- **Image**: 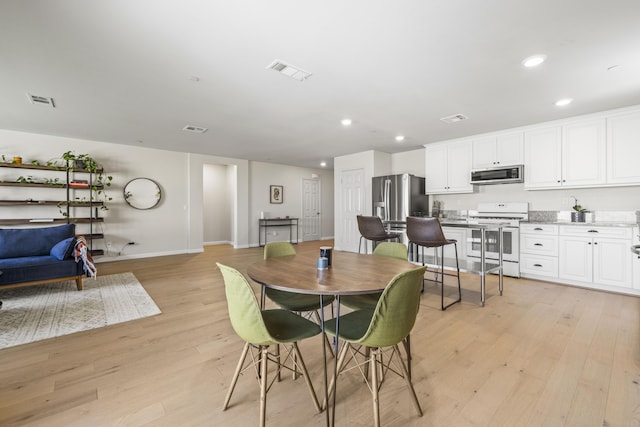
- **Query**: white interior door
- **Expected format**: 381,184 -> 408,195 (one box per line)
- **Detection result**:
301,178 -> 321,241
341,168 -> 365,252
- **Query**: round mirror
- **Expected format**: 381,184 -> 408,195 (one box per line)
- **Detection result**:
124,178 -> 162,210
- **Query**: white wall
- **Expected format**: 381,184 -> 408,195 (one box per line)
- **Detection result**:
1,128 -> 334,260
333,150 -> 393,251
0,129 -> 191,258
203,163 -> 232,244
249,161 -> 334,245
432,182 -> 640,213
391,148 -> 425,177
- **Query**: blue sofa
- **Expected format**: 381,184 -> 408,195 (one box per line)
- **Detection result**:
0,224 -> 86,291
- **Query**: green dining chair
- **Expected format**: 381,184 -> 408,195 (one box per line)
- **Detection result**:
340,242 -> 415,379
217,263 -> 322,427
263,242 -> 335,315
324,265 -> 427,427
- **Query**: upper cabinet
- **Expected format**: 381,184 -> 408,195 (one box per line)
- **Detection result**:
472,132 -> 523,169
607,110 -> 640,184
524,118 -> 606,190
425,140 -> 473,194
524,126 -> 562,188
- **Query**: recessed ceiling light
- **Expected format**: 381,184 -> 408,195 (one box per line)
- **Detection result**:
395,135 -> 405,142
320,161 -> 327,167
555,98 -> 573,107
522,54 -> 547,68
341,118 -> 352,126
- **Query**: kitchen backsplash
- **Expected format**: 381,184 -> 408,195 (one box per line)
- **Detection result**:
438,209 -> 639,224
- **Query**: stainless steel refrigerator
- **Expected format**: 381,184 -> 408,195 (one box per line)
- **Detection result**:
372,174 -> 428,222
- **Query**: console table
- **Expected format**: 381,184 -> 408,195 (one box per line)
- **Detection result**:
258,218 -> 299,246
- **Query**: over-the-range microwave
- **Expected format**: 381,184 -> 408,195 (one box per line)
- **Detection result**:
470,165 -> 524,185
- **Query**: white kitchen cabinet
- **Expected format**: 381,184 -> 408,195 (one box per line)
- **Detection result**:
558,225 -> 633,289
442,227 -> 467,259
425,140 -> 473,194
520,223 -> 559,278
421,227 -> 467,261
472,132 -> 523,169
524,119 -> 606,189
524,126 -> 562,189
561,118 -> 606,186
607,110 -> 640,184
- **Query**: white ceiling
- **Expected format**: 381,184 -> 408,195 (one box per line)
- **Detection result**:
1,0 -> 640,169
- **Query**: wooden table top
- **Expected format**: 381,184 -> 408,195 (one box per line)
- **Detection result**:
247,250 -> 419,296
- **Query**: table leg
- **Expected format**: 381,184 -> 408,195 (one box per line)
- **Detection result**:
480,228 -> 486,306
331,296 -> 341,426
499,226 -> 504,296
319,295 -> 331,427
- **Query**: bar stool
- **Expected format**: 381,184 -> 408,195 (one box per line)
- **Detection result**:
406,216 -> 461,310
356,215 -> 401,254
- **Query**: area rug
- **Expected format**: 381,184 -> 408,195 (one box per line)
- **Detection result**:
0,272 -> 161,349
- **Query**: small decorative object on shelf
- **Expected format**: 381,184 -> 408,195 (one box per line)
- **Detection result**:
12,156 -> 22,164
571,196 -> 587,222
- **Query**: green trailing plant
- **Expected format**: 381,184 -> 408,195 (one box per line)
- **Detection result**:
57,151 -> 113,211
16,175 -> 35,184
43,177 -> 64,187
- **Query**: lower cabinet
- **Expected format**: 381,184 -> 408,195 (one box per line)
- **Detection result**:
558,229 -> 633,289
520,224 -> 559,278
420,227 -> 467,260
521,223 -> 636,294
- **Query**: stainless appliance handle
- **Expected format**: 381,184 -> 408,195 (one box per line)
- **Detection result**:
384,179 -> 390,222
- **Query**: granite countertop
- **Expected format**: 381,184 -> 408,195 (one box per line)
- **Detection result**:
522,220 -> 638,228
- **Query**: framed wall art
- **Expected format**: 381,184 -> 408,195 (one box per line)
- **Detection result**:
270,185 -> 283,204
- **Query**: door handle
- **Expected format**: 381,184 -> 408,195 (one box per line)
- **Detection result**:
533,263 -> 543,267
588,230 -> 599,233
534,227 -> 543,231
534,243 -> 543,246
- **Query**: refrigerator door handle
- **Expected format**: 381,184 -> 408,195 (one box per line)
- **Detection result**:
384,179 -> 390,222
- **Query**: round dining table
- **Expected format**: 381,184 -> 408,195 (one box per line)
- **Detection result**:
248,250 -> 419,427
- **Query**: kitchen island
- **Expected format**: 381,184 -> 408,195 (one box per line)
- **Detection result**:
386,218 -> 509,306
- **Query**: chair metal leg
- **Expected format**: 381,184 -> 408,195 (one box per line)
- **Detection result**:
441,243 -> 462,311
223,342 -> 251,410
358,236 -> 364,253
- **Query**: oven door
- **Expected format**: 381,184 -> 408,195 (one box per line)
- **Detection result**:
467,227 -> 519,262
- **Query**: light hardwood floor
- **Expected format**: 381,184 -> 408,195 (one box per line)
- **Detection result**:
1,241 -> 639,426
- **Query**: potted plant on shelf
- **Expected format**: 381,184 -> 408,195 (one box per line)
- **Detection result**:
55,151 -> 113,211
571,196 -> 587,222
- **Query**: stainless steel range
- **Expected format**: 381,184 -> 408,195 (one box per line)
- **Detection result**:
466,202 -> 528,278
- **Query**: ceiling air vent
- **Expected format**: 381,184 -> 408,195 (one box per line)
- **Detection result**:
266,59 -> 312,82
440,113 -> 468,124
27,93 -> 56,108
182,125 -> 208,133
